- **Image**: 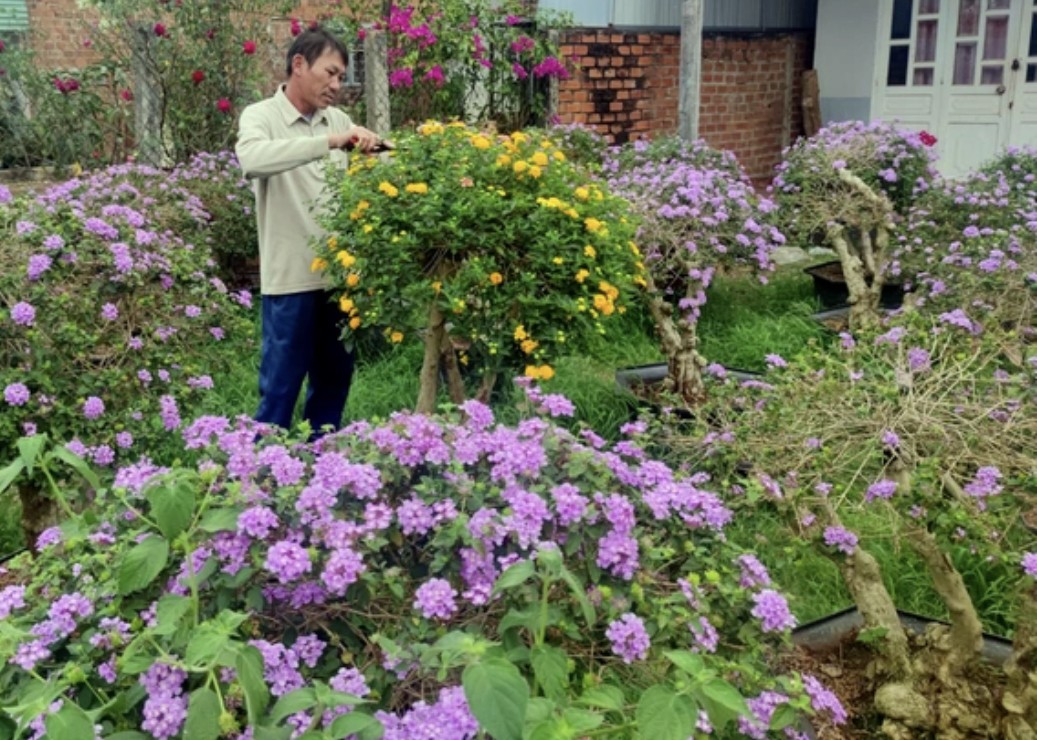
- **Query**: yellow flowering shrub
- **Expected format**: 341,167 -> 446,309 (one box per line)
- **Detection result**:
318,121 -> 645,408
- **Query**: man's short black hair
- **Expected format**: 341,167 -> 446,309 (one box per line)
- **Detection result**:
285,28 -> 349,78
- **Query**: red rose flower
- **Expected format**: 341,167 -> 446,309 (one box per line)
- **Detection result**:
242,40 -> 256,55
120,89 -> 133,102
0,39 -> 5,53
191,70 -> 205,85
919,130 -> 937,147
290,18 -> 302,36
217,98 -> 232,113
153,23 -> 167,37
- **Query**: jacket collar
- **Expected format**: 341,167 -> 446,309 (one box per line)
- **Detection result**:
275,85 -> 329,126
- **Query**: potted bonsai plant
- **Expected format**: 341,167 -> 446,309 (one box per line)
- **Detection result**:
604,137 -> 783,408
772,121 -> 938,331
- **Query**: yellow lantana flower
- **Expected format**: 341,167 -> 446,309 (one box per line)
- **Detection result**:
311,257 -> 328,273
575,269 -> 590,283
528,165 -> 542,179
419,121 -> 445,136
599,280 -> 619,300
524,364 -> 555,381
339,296 -> 355,313
585,217 -> 604,234
336,251 -> 356,268
405,182 -> 429,194
378,181 -> 399,198
327,235 -> 338,250
489,272 -> 504,285
514,324 -> 528,341
346,273 -> 360,287
553,150 -> 566,162
513,160 -> 529,174
497,154 -> 512,167
349,316 -> 362,329
593,294 -> 615,316
520,339 -> 538,354
470,134 -> 492,150
390,330 -> 404,343
574,186 -> 590,201
584,245 -> 596,259
531,151 -> 549,167
552,257 -> 564,265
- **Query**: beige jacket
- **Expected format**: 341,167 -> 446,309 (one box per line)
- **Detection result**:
236,86 -> 353,295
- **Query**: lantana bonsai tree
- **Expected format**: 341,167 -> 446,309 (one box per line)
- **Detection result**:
772,121 -> 939,330
604,137 -> 784,406
687,227 -> 1037,736
316,121 -> 645,413
0,385 -> 846,737
0,162 -> 253,544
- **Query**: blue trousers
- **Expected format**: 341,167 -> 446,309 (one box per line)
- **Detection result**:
256,290 -> 355,434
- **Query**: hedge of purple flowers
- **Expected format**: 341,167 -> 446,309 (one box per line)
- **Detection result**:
0,382 -> 845,738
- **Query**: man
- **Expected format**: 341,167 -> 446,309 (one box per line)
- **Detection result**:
236,28 -> 381,433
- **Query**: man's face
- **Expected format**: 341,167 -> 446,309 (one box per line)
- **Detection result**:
291,47 -> 347,114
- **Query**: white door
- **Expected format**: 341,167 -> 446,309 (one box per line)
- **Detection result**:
1008,0 -> 1037,146
874,0 -> 1028,177
940,0 -> 1016,174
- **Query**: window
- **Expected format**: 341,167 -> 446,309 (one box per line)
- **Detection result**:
0,0 -> 29,33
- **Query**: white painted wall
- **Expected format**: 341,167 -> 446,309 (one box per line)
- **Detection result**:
814,0 -> 880,124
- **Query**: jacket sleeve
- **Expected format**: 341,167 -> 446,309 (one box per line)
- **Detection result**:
235,105 -> 332,179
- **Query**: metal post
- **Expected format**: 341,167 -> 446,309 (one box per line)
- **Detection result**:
678,0 -> 703,142
132,24 -> 164,166
363,27 -> 391,136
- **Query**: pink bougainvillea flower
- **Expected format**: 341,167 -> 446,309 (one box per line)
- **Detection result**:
216,98 -> 232,113
388,68 -> 414,88
919,130 -> 937,147
290,18 -> 302,36
242,40 -> 257,55
191,69 -> 205,85
424,65 -> 445,87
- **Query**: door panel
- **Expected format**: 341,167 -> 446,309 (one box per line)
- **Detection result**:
1007,0 -> 1037,151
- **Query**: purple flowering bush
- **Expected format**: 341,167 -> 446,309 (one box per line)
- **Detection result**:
0,385 -> 844,737
684,306 -> 1037,736
345,0 -> 572,129
772,121 -> 939,330
0,162 -> 254,542
604,137 -> 784,405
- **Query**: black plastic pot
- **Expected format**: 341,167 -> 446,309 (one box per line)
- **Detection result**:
803,260 -> 906,310
792,606 -> 1013,665
614,363 -> 762,394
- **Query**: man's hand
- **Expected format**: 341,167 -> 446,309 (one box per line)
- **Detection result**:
330,126 -> 382,153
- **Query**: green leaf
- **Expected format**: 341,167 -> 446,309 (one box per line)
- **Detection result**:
328,711 -> 382,738
499,605 -> 539,636
183,688 -> 221,740
49,445 -> 102,491
577,685 -> 625,712
462,658 -> 529,740
236,644 -> 270,726
526,719 -> 572,740
562,708 -> 604,733
769,703 -> 800,731
530,644 -> 568,702
153,594 -> 192,636
198,506 -> 242,533
43,705 -> 95,740
16,435 -> 47,474
146,475 -> 196,540
103,733 -> 149,740
535,545 -> 563,577
270,688 -> 318,724
492,560 -> 535,595
0,459 -> 24,496
697,678 -> 749,730
558,566 -> 595,627
663,650 -> 706,678
185,628 -> 229,668
634,685 -> 697,740
117,536 -> 170,595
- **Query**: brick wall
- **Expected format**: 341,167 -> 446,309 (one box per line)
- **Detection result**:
556,30 -> 814,183
24,0 -> 100,71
